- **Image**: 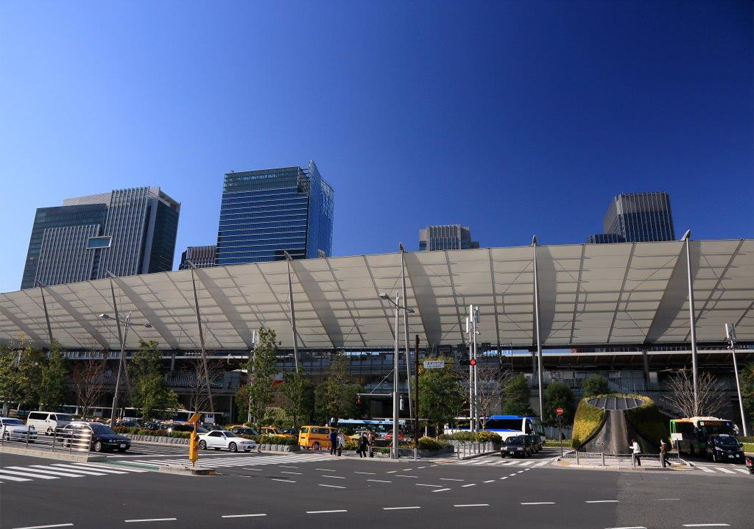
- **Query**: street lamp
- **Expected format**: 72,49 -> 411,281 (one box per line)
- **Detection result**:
380,292 -> 414,459
99,312 -> 152,425
726,323 -> 748,437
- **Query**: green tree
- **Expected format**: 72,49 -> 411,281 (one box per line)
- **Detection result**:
38,343 -> 69,410
543,381 -> 575,426
17,344 -> 48,408
741,363 -> 754,423
418,358 -> 465,435
280,372 -> 315,428
314,352 -> 361,425
129,340 -> 178,420
581,375 -> 610,398
0,345 -> 22,415
501,374 -> 533,416
243,327 -> 279,425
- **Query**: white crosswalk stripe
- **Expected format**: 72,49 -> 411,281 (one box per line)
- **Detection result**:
130,452 -> 337,469
0,468 -> 59,480
714,467 -> 734,474
694,465 -> 748,476
440,456 -> 554,468
0,462 -> 156,485
5,466 -> 86,478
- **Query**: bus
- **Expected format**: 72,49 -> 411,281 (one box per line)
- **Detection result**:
447,415 -> 545,441
670,417 -> 734,455
336,419 -> 406,438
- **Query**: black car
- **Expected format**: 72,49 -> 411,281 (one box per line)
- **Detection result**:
527,433 -> 543,453
61,422 -> 132,453
230,426 -> 259,437
705,434 -> 745,463
501,435 -> 532,458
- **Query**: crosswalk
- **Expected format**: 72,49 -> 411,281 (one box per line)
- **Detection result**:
440,456 -> 555,468
694,464 -> 750,475
131,452 -> 337,469
0,461 -> 149,485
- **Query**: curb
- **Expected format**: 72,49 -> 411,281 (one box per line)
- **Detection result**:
0,444 -> 107,462
159,465 -> 215,476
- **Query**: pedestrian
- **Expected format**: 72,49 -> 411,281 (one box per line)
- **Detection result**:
329,428 -> 338,455
337,430 -> 346,456
631,438 -> 642,467
367,429 -> 375,458
358,431 -> 368,458
659,439 -> 669,468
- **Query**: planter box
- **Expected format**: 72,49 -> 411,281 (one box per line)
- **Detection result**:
125,433 -> 188,445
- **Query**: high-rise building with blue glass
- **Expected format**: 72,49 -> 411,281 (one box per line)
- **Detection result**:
215,161 -> 334,265
586,192 -> 675,244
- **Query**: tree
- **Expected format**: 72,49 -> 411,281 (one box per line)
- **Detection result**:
0,345 -> 22,415
242,327 -> 278,425
501,374 -> 534,416
742,363 -> 754,423
73,354 -> 106,418
418,358 -> 465,435
314,352 -> 361,425
38,344 -> 69,410
543,381 -> 575,426
581,375 -> 610,398
280,372 -> 315,428
17,344 -> 48,408
458,362 -> 515,430
184,358 -> 224,414
665,369 -> 726,418
129,340 -> 178,420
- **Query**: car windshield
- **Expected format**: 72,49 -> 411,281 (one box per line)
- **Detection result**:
89,424 -> 117,435
3,419 -> 24,425
507,437 -> 524,445
56,414 -> 73,421
715,436 -> 739,447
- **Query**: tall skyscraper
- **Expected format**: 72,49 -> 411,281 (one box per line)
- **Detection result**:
21,187 -> 180,289
179,245 -> 217,270
419,225 -> 479,251
215,161 -> 334,265
586,192 -> 675,244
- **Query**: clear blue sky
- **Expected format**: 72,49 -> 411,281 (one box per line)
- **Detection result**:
1,1 -> 751,293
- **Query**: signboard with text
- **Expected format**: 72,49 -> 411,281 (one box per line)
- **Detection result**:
423,360 -> 445,369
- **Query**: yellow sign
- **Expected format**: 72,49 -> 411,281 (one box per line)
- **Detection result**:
188,413 -> 201,424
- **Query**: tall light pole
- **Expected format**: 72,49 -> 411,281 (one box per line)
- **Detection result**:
465,305 -> 480,431
681,230 -> 699,415
726,323 -> 748,437
99,312 -> 151,424
380,292 -> 415,459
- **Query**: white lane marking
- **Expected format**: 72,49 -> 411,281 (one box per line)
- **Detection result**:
605,526 -> 647,529
12,524 -> 74,529
518,461 -> 534,467
42,465 -> 107,476
6,466 -> 83,478
655,498 -> 680,501
354,471 -> 376,475
306,510 -> 347,514
243,468 -> 262,471
125,519 -> 177,523
682,525 -> 730,528
440,478 -> 464,482
315,468 -> 336,472
454,504 -> 489,508
73,463 -> 147,473
402,468 -> 413,471
501,460 -> 518,466
396,474 -> 418,478
517,470 -> 524,474
221,514 -> 266,518
0,473 -> 31,482
322,474 -> 345,479
734,468 -> 749,474
509,473 -> 517,477
29,465 -> 103,476
714,467 -> 735,474
386,470 -> 398,474
586,500 -> 619,503
383,506 -> 421,511
271,478 -> 296,483
534,460 -> 550,467
53,464 -> 126,475
521,502 -> 555,505
417,466 -> 426,469
431,488 -> 451,493
279,465 -> 298,469
500,477 -> 508,480
415,483 -> 442,487
319,484 -> 345,489
461,483 -> 477,487
280,471 -> 302,475
430,464 -> 437,467
0,469 -> 58,480
367,479 -> 392,483
698,466 -> 715,473
483,479 -> 495,483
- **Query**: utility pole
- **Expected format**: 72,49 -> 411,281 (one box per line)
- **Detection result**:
414,334 -> 420,450
392,292 -> 400,459
726,323 -> 748,437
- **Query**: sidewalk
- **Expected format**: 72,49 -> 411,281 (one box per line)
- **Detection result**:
557,452 -> 691,471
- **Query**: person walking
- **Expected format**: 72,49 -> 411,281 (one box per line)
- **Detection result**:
329,429 -> 338,455
659,439 -> 669,468
367,429 -> 375,458
358,432 -> 368,458
337,430 -> 346,456
631,438 -> 642,467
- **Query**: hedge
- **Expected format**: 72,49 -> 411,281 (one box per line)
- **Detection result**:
440,431 -> 502,443
113,427 -> 191,439
571,398 -> 605,447
417,437 -> 451,451
624,395 -> 669,447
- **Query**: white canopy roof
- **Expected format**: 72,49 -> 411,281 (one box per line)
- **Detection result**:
1,239 -> 751,351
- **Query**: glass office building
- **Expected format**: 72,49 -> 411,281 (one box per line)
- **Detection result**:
587,192 -> 675,244
216,161 -> 334,265
21,187 -> 180,289
419,225 -> 479,251
179,245 -> 217,269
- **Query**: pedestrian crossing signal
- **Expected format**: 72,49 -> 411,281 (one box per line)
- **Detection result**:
460,358 -> 477,366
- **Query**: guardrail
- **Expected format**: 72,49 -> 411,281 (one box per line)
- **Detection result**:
0,426 -> 92,454
454,441 -> 497,459
561,450 -> 681,467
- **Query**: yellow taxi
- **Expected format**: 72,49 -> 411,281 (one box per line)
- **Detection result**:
298,425 -> 336,450
260,426 -> 295,439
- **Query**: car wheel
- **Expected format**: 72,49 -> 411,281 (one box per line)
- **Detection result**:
93,441 -> 104,453
690,445 -> 695,457
712,452 -> 717,463
199,440 -> 207,450
313,441 -> 320,450
500,453 -> 505,458
229,442 -> 238,453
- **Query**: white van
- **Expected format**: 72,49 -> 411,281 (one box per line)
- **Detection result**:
26,411 -> 73,435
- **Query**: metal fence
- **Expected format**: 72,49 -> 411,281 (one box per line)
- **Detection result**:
454,441 -> 497,459
561,450 -> 681,467
0,426 -> 92,454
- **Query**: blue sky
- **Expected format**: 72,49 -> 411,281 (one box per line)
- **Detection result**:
0,1 -> 751,293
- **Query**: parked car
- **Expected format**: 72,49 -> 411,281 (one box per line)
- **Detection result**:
26,411 -> 73,435
705,434 -> 745,463
165,423 -> 207,434
198,430 -> 257,452
298,425 -> 336,450
500,435 -> 532,458
0,417 -> 38,442
116,420 -> 141,428
228,426 -> 259,437
261,426 -> 294,438
59,421 -> 132,453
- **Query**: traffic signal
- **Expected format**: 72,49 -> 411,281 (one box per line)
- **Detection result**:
356,396 -> 362,406
459,358 -> 477,366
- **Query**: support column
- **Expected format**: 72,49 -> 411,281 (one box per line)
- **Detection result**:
681,230 -> 699,415
641,349 -> 649,385
187,263 -> 215,414
285,252 -> 300,374
36,282 -> 54,348
400,244 -> 413,421
532,236 -> 545,421
108,277 -> 127,424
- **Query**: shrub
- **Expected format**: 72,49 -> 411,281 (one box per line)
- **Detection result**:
257,435 -> 298,446
476,431 -> 502,443
344,439 -> 359,451
581,375 -> 610,398
417,436 -> 449,451
440,431 -> 476,441
571,398 -> 605,447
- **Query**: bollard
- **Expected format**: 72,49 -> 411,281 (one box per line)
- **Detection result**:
25,429 -> 30,448
52,429 -> 57,452
631,453 -> 635,468
575,450 -> 580,465
601,452 -> 605,467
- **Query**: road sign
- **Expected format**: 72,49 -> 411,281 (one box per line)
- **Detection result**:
188,413 -> 201,424
423,360 -> 445,369
556,407 -> 564,416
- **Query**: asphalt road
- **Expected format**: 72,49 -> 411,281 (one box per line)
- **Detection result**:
0,451 -> 750,529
